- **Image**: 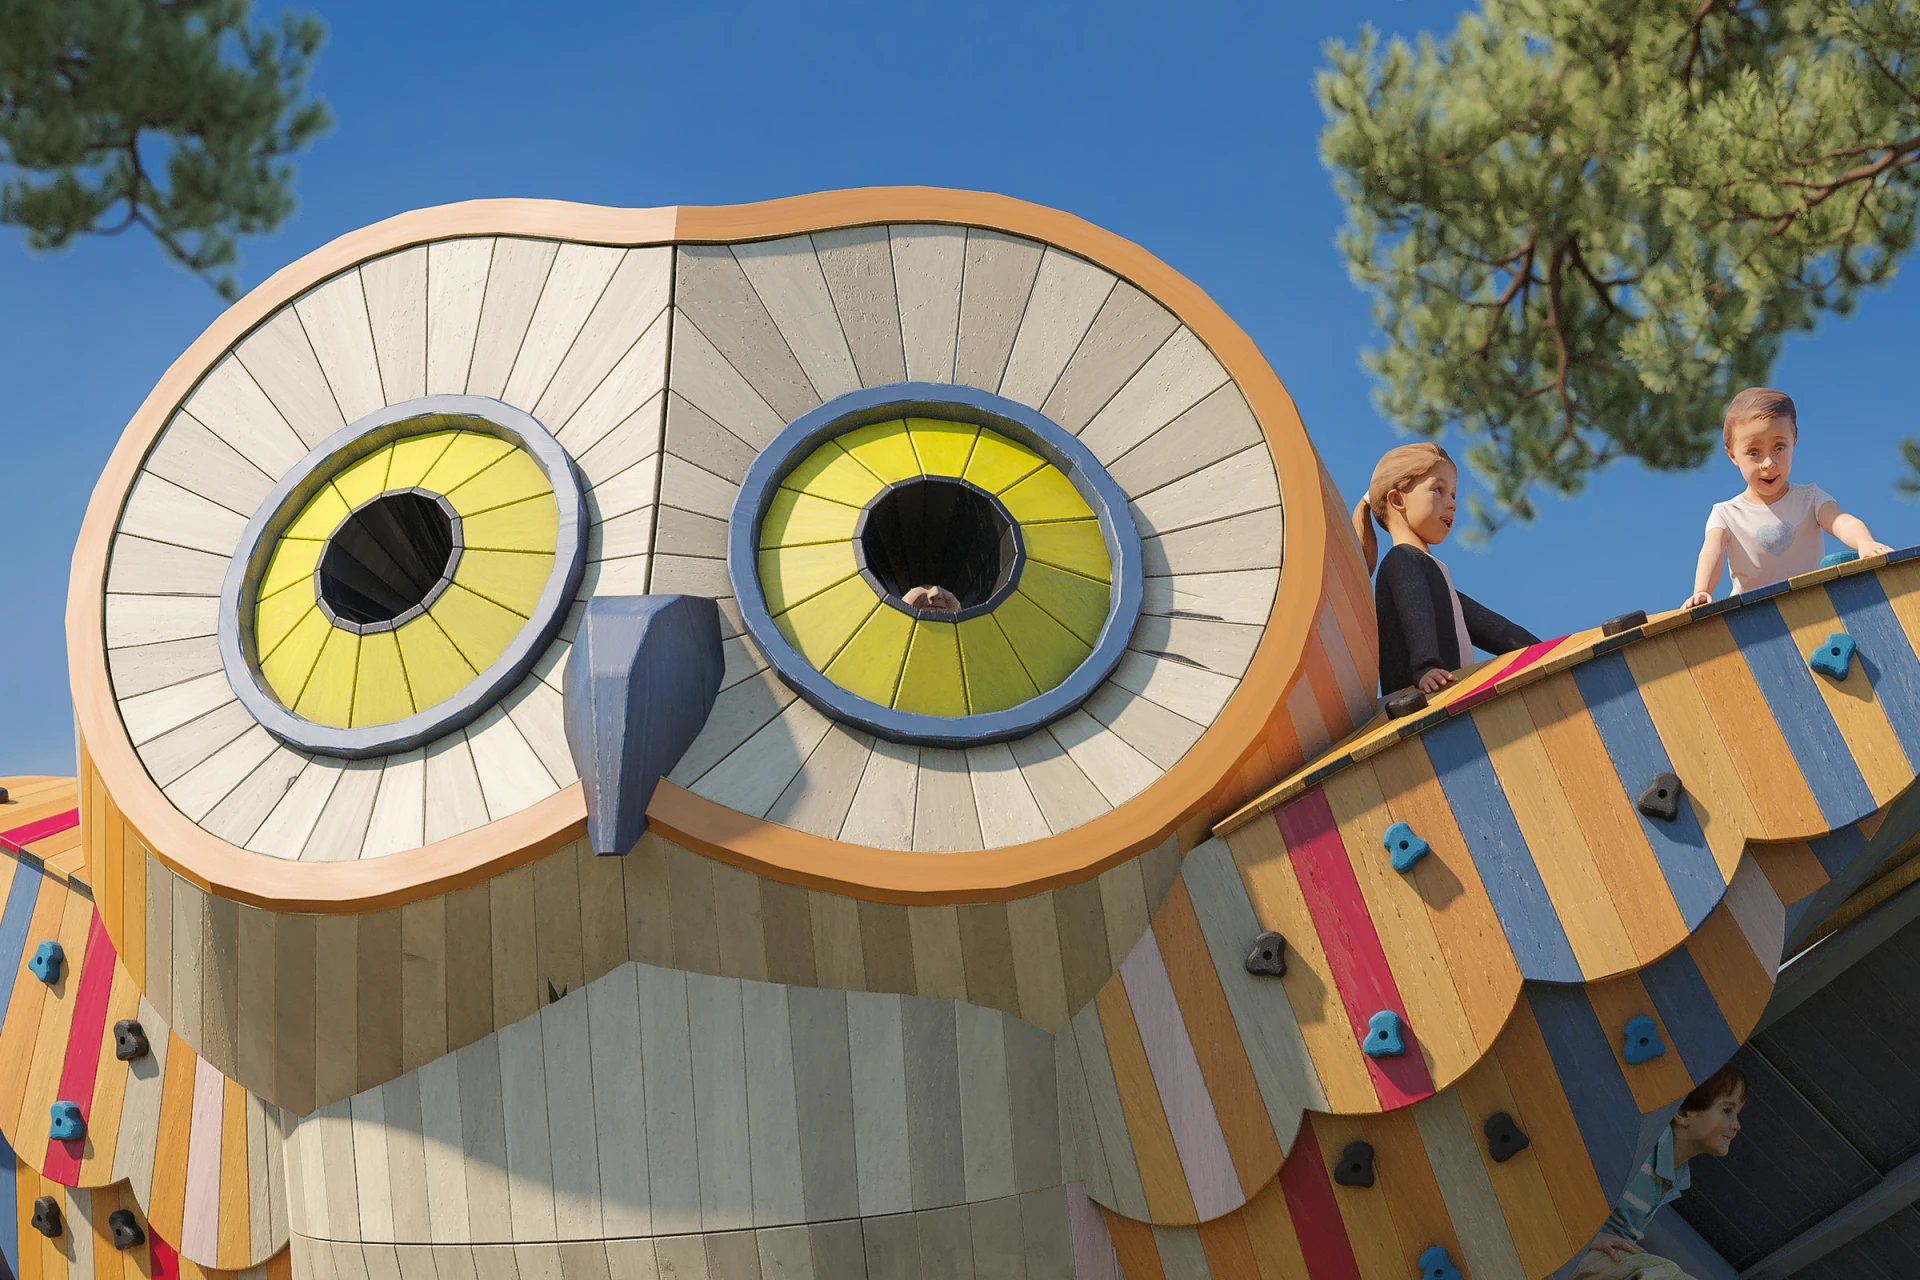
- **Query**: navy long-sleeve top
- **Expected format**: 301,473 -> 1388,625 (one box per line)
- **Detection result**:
1373,543 -> 1539,695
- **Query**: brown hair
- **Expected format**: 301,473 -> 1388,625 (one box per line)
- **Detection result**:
1350,442 -> 1455,572
1724,388 -> 1797,449
1678,1062 -> 1748,1115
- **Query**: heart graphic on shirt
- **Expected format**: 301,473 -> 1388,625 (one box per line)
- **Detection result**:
1756,517 -> 1797,556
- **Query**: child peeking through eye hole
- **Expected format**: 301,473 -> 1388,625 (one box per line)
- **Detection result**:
902,584 -> 961,613
1352,443 -> 1538,698
1570,1063 -> 1748,1280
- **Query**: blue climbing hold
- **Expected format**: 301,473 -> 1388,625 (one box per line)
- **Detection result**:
1417,1246 -> 1463,1280
1808,632 -> 1855,680
1381,821 -> 1430,873
49,1100 -> 85,1142
28,940 -> 64,985
1821,549 -> 1859,569
1362,1009 -> 1405,1057
1622,1014 -> 1666,1065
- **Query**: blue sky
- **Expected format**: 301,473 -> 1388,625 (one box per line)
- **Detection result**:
3,0 -> 1917,776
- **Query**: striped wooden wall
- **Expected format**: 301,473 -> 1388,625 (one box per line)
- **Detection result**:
0,843 -> 287,1271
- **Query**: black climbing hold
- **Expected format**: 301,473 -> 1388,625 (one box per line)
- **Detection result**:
1385,688 -> 1428,719
114,1019 -> 150,1062
1637,771 -> 1683,821
1483,1112 -> 1530,1163
1602,609 -> 1649,636
108,1209 -> 145,1250
1332,1140 -> 1375,1187
0,785 -> 10,804
31,1195 -> 62,1238
1245,931 -> 1287,978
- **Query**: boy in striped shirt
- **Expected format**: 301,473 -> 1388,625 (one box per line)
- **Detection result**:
1571,1064 -> 1748,1279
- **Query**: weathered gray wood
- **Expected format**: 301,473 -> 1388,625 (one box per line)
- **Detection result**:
119,668 -> 237,747
1047,711 -> 1160,807
106,593 -> 219,648
889,226 -> 965,383
549,303 -> 672,461
1022,1186 -> 1078,1280
963,743 -> 1048,848
755,1226 -> 813,1280
1413,1089 -> 1526,1280
538,247 -> 675,431
503,673 -> 575,790
652,503 -> 728,559
911,748 -> 984,852
237,308 -> 348,446
1140,567 -> 1279,627
164,724 -> 281,824
967,1196 -> 1025,1280
118,470 -> 248,557
955,1003 -> 1015,1203
742,982 -> 805,1227
498,1013 -> 557,1241
676,245 -> 821,420
702,1232 -> 761,1280
730,236 -> 860,402
425,733 -> 491,844
901,997 -> 965,1210
1041,282 -> 1179,433
1007,731 -> 1110,835
1131,614 -> 1263,679
180,355 -> 309,478
426,238 -> 495,396
383,1073 -> 432,1243
1107,651 -> 1240,728
666,392 -> 759,483
915,1205 -> 976,1280
466,703 -> 560,821
109,533 -> 234,598
108,633 -> 224,698
542,992 -> 602,1239
692,695 -> 834,818
1081,682 -> 1205,771
1107,381 -> 1262,497
669,312 -> 784,448
807,1222 -> 867,1280
466,239 -> 560,400
1077,327 -> 1230,466
1141,507 -> 1283,577
1003,1017 -> 1061,1194
296,270 -> 387,423
638,964 -> 701,1235
418,1052 -> 470,1243
998,249 -> 1114,409
1071,1003 -> 1149,1219
362,246 -> 428,405
143,410 -> 278,517
586,965 -> 651,1237
766,725 -> 873,840
301,757 -> 382,862
839,738 -> 919,851
575,405 -> 663,501
954,230 -> 1044,394
1129,445 -> 1279,542
689,971 -> 754,1232
247,755 -> 345,856
813,226 -> 906,388
604,1239 -> 663,1280
787,984 -> 859,1222
1745,1147 -> 1920,1279
848,992 -> 913,1217
362,748 -> 426,859
503,244 -> 626,412
669,669 -> 799,787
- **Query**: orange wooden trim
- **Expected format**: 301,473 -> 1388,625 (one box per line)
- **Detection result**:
1449,1044 -> 1576,1276
1094,979 -> 1199,1224
145,1031 -> 199,1241
1686,904 -> 1775,1042
1101,1208 -> 1168,1280
1493,999 -> 1609,1249
70,188 -> 1326,911
13,1154 -> 42,1280
1583,974 -> 1694,1113
122,836 -> 146,992
217,1076 -> 249,1269
0,876 -> 65,1127
1750,839 -> 1829,908
1239,1176 -> 1312,1279
266,1245 -> 294,1280
1196,1212 -> 1263,1278
1369,1107 -> 1466,1280
1153,879 -> 1284,1195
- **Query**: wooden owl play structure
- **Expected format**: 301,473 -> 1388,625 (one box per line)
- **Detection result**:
5,189 -> 1919,1280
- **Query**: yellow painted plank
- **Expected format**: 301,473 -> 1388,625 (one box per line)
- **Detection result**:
777,573 -> 882,668
444,449 -> 552,517
994,590 -> 1093,691
352,628 -> 416,726
1000,466 -> 1094,524
331,447 -> 394,510
958,614 -> 1041,714
779,441 -> 888,507
421,431 -> 515,495
1022,519 -> 1110,582
258,535 -> 324,602
894,621 -> 967,716
382,430 -> 459,490
963,428 -> 1046,494
283,483 -> 350,542
905,417 -> 979,477
759,542 -> 860,614
759,488 -> 861,549
396,614 -> 479,708
1018,561 -> 1110,646
453,549 -> 553,617
427,582 -> 527,671
294,624 -> 361,727
260,606 -> 332,704
1776,585 -> 1913,806
255,590 -> 318,662
460,493 -> 559,553
823,603 -> 914,704
836,419 -> 920,482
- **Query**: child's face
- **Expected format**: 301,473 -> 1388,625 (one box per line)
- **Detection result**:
1677,1089 -> 1745,1157
1391,463 -> 1457,546
1727,415 -> 1797,503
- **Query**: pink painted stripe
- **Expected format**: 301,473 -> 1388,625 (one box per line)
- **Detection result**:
179,1055 -> 226,1261
1447,637 -> 1567,715
0,808 -> 78,852
1118,925 -> 1243,1220
1067,1181 -> 1119,1280
42,911 -> 118,1182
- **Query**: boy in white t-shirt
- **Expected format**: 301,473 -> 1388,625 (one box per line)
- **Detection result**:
1683,388 -> 1892,606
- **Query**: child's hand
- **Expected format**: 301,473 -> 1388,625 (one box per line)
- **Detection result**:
1859,540 -> 1894,558
1417,667 -> 1456,694
1684,590 -> 1712,608
1593,1235 -> 1646,1262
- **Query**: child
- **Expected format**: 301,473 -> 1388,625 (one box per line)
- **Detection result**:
1684,388 -> 1891,606
1352,442 -> 1539,696
1571,1064 -> 1748,1280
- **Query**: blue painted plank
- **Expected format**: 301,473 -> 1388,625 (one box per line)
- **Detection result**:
1826,572 -> 1920,770
1808,825 -> 1868,878
1529,983 -> 1642,1200
1722,603 -> 1877,827
1423,716 -> 1583,982
1639,945 -> 1739,1085
1569,653 -> 1726,930
0,857 -> 46,1039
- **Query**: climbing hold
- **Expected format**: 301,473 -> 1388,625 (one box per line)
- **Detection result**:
1602,609 -> 1649,636
1637,772 -> 1683,822
1484,1112 -> 1531,1163
31,1195 -> 62,1238
1418,1245 -> 1463,1280
1821,549 -> 1859,569
28,939 -> 64,984
1245,931 -> 1287,977
1385,687 -> 1428,719
0,785 -> 9,804
1381,821 -> 1430,873
49,1100 -> 85,1142
1332,1141 -> 1375,1187
1623,1014 -> 1666,1065
1809,632 -> 1855,680
108,1209 -> 145,1250
114,1019 -> 150,1062
1362,1009 -> 1405,1057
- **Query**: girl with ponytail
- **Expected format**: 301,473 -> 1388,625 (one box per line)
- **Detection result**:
1353,443 -> 1538,696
